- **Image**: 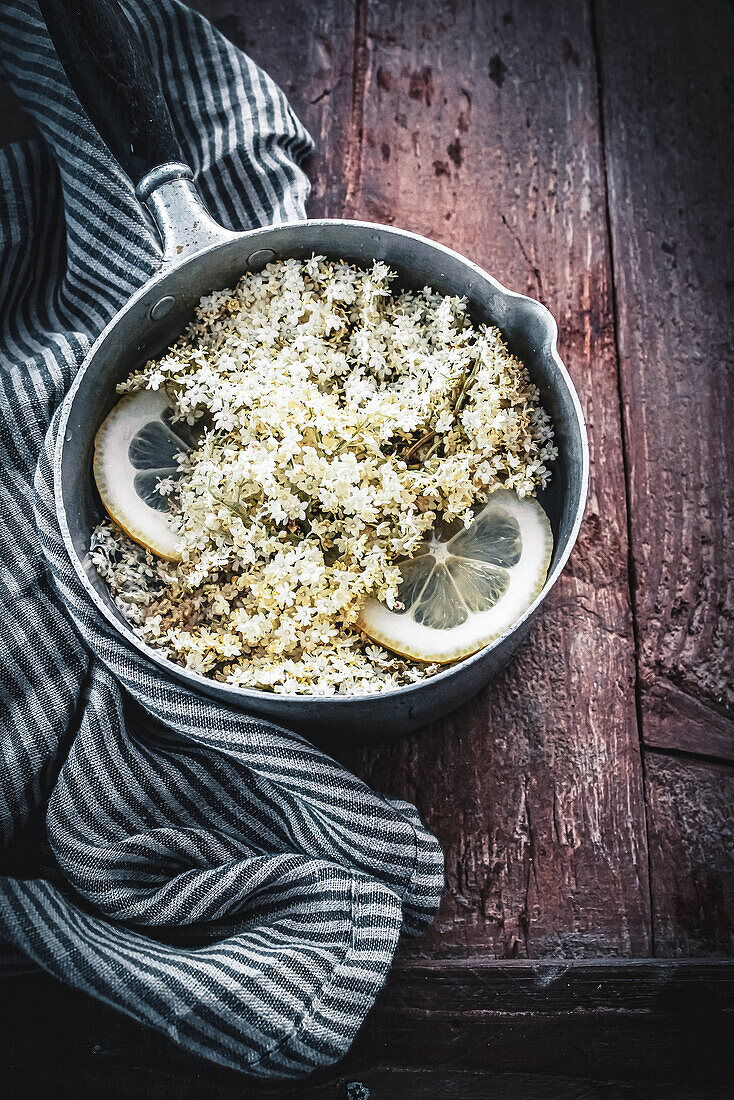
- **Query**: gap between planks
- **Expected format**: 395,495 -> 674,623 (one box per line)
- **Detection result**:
588,0 -> 656,952
342,0 -> 369,215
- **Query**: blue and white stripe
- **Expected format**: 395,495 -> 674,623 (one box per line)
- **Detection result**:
0,0 -> 443,1078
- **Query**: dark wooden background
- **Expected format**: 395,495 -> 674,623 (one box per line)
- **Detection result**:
2,0 -> 733,1096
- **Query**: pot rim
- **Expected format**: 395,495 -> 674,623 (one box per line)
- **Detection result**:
55,218 -> 589,707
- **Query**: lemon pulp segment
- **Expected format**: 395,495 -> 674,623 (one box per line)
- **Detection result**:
358,489 -> 553,663
93,389 -> 187,561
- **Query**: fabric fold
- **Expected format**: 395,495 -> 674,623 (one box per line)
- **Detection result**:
0,0 -> 443,1079
0,873 -> 404,1078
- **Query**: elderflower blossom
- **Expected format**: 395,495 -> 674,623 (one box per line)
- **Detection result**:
92,258 -> 556,695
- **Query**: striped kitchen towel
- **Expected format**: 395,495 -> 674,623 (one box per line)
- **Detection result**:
0,0 -> 443,1079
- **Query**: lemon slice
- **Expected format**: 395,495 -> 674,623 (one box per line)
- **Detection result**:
358,489 -> 553,663
93,389 -> 191,561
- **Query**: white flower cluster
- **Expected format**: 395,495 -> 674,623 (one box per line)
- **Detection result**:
93,258 -> 556,695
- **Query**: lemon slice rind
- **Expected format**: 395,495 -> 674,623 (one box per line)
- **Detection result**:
93,389 -> 183,562
358,490 -> 553,663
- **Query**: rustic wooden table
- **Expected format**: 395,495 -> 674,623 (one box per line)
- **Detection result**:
2,0 -> 732,1096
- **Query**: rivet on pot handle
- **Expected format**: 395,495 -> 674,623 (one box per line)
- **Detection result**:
38,0 -> 238,264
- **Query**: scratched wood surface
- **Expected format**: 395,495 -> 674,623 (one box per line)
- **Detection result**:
596,0 -> 733,752
593,0 -> 734,955
3,0 -> 734,1094
334,0 -> 653,961
3,963 -> 733,1097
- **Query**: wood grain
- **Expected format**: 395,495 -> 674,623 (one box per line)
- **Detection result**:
595,0 -> 734,750
645,752 -> 734,955
3,964 -> 733,1097
334,0 -> 651,959
643,679 -> 734,764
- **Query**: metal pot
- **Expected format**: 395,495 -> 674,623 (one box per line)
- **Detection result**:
43,0 -> 589,740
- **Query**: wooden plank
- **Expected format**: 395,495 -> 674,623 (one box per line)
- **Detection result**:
384,955 -> 734,1011
643,680 -> 734,764
595,0 -> 734,955
645,752 -> 734,955
4,1066 -> 732,1100
5,1064 -> 731,1100
331,0 -> 651,959
594,0 -> 734,760
3,963 -> 733,1096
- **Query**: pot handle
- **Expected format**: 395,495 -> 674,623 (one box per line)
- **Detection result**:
38,0 -> 238,260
